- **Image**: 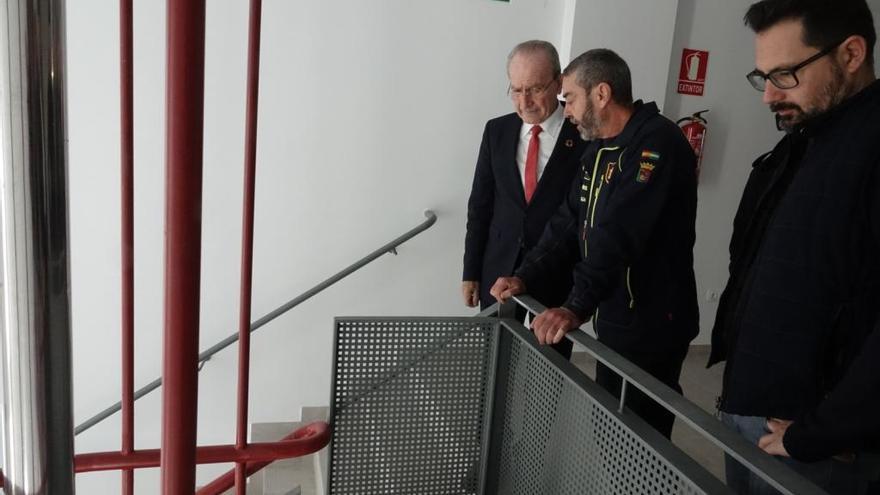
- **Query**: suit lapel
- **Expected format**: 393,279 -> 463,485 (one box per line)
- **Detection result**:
499,116 -> 527,208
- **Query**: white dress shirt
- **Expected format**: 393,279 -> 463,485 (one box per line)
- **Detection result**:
515,103 -> 565,187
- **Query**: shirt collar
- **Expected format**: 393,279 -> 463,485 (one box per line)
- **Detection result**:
520,103 -> 565,141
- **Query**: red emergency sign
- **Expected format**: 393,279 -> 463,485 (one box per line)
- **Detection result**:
677,49 -> 709,96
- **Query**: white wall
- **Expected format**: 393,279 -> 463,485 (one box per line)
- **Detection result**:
67,0 -> 568,492
661,0 -> 780,344
562,0 -> 679,109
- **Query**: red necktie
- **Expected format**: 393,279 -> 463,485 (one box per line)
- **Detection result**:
524,125 -> 542,203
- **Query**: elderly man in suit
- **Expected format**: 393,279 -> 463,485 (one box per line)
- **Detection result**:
462,40 -> 586,359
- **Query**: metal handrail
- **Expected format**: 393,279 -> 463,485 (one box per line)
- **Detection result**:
485,295 -> 828,495
75,209 -> 437,435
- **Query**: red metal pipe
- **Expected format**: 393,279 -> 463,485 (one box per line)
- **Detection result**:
234,0 -> 263,493
197,423 -> 318,495
119,0 -> 135,493
75,422 -> 330,473
160,0 -> 207,492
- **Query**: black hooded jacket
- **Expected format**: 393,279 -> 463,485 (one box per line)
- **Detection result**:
516,101 -> 699,353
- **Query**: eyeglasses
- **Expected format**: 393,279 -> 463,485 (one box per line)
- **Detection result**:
508,80 -> 557,99
746,41 -> 843,91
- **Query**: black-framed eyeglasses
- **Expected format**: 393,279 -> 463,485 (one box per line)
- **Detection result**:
746,40 -> 843,91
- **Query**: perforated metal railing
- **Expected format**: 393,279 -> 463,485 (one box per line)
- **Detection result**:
327,302 -> 829,495
329,319 -> 497,494
485,318 -> 719,495
328,317 -> 729,494
507,295 -> 828,495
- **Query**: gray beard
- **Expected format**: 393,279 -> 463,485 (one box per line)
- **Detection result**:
578,105 -> 602,140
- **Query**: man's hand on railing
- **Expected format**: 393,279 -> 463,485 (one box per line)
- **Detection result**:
531,307 -> 584,345
461,281 -> 480,307
490,276 -> 526,303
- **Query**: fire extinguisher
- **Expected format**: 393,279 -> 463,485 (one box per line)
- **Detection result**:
677,110 -> 709,180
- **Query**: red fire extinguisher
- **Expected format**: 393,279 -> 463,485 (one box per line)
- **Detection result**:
677,110 -> 709,180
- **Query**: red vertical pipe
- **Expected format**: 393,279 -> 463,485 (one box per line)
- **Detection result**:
160,0 -> 207,493
119,0 -> 135,493
234,1 -> 263,493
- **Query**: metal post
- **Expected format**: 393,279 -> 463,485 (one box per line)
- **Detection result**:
618,379 -> 629,414
497,300 -> 517,319
234,0 -> 263,493
0,1 -> 75,494
119,0 -> 135,493
160,0 -> 207,492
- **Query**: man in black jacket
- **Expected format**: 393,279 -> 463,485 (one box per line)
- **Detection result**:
711,0 -> 880,492
491,49 -> 699,438
463,40 -> 587,358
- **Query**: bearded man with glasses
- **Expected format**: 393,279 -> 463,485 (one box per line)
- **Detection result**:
710,0 -> 880,493
462,40 -> 587,359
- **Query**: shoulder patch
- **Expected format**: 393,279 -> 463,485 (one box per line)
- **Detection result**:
641,150 -> 661,161
637,162 -> 656,183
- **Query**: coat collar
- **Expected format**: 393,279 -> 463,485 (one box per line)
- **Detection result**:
601,100 -> 659,148
795,79 -> 880,138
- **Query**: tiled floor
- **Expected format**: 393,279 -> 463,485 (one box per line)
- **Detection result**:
572,345 -> 727,480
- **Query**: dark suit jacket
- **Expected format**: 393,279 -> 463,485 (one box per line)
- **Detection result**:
463,110 -> 588,308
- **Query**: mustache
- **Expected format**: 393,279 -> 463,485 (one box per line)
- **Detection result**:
770,102 -> 802,113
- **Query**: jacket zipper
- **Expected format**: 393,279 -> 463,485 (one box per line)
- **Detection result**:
584,146 -> 620,257
626,267 -> 635,308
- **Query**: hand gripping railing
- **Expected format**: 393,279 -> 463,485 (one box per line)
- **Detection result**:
484,295 -> 828,495
74,209 -> 437,437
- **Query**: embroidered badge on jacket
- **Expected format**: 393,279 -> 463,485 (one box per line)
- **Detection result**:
637,162 -> 656,183
604,162 -> 616,184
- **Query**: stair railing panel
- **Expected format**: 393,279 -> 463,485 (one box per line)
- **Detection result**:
326,317 -> 729,494
499,296 -> 829,495
328,318 -> 499,495
483,319 -> 725,495
326,313 -> 829,494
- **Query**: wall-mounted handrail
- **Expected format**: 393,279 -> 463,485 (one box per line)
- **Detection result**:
75,209 -> 437,436
489,295 -> 828,495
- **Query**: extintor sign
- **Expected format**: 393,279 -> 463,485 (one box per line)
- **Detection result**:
677,49 -> 709,96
